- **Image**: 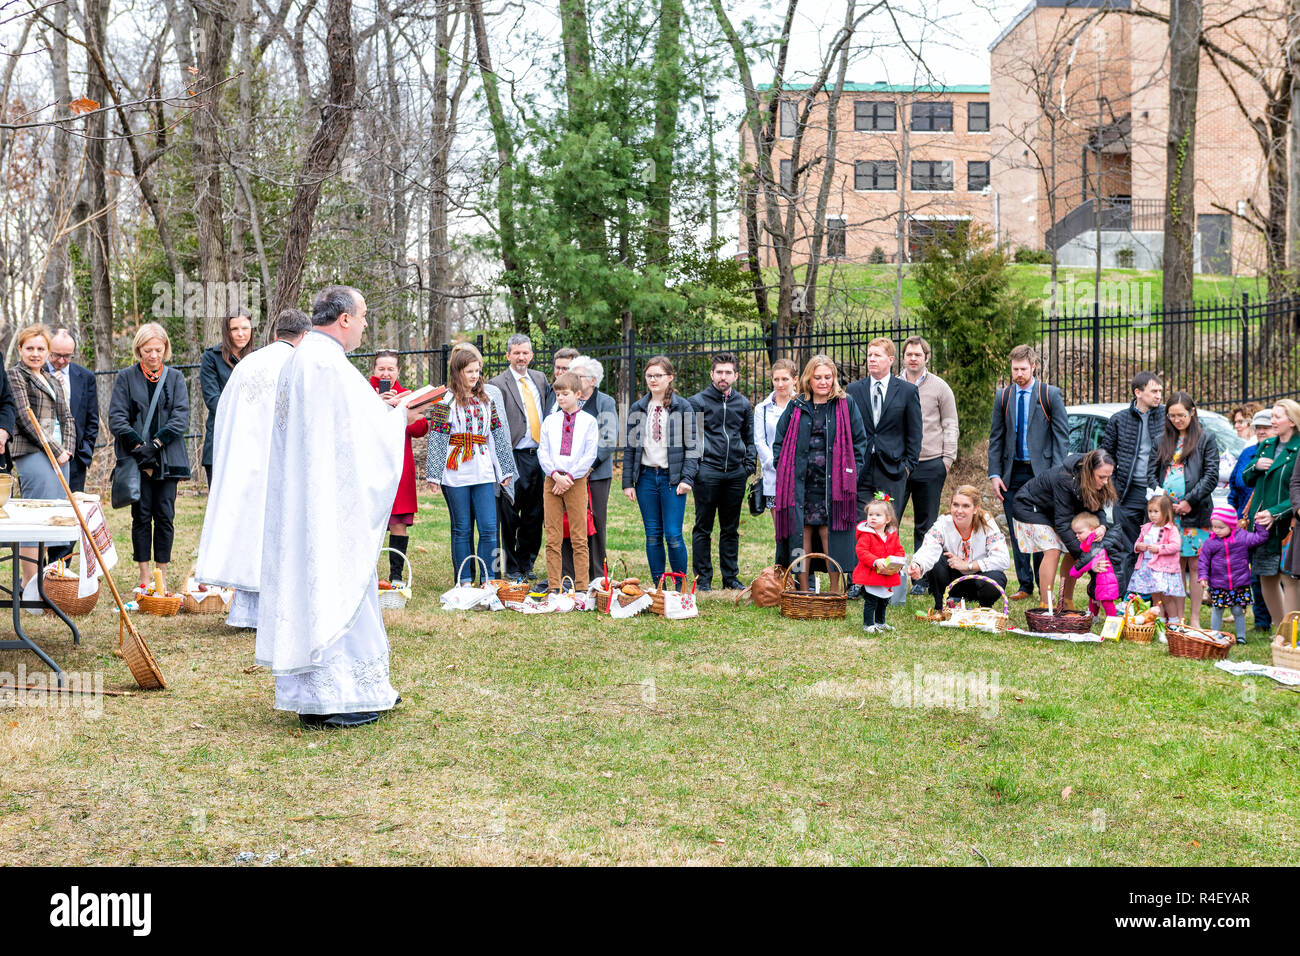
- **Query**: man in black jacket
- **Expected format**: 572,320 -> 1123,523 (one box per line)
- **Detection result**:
846,338 -> 922,515
689,352 -> 755,590
47,328 -> 100,493
1100,371 -> 1164,591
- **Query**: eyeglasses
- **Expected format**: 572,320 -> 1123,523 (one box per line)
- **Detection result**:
49,352 -> 74,361
645,373 -> 667,380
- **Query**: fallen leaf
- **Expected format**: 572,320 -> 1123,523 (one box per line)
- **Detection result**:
415,546 -> 429,554
69,97 -> 99,115
444,664 -> 456,670
1173,794 -> 1186,799
710,838 -> 725,846
243,664 -> 264,674
190,722 -> 207,730
816,801 -> 830,807
1061,785 -> 1073,801
187,65 -> 200,75
1191,840 -> 1200,848
8,721 -> 17,729
1014,696 -> 1024,703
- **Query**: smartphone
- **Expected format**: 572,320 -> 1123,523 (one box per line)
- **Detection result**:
379,378 -> 393,393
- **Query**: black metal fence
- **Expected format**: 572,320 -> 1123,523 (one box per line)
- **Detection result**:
87,293 -> 1300,484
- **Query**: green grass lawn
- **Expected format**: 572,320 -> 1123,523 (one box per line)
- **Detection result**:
1,488 -> 1296,865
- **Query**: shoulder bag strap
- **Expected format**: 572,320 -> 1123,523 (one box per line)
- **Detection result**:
141,367 -> 170,439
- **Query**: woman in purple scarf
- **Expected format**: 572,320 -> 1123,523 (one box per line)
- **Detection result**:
772,355 -> 868,592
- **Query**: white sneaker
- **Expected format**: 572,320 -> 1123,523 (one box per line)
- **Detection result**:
863,623 -> 879,634
878,622 -> 895,632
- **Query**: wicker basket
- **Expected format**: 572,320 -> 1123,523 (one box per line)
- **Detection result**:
646,572 -> 686,616
1024,607 -> 1094,634
43,572 -> 99,617
378,548 -> 413,610
940,574 -> 1012,630
119,615 -> 165,690
1166,622 -> 1232,660
138,592 -> 183,616
780,553 -> 847,620
182,590 -> 229,615
1270,612 -> 1300,670
493,579 -> 531,603
1122,620 -> 1157,643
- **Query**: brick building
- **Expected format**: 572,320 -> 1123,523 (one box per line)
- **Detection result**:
744,1 -> 1280,276
738,83 -> 994,266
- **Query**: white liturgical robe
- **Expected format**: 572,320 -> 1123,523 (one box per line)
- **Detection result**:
195,340 -> 295,626
254,330 -> 407,714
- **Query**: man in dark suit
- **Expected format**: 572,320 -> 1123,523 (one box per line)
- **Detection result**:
488,333 -> 553,582
48,328 -> 100,493
987,344 -> 1069,600
847,338 -> 921,601
847,338 -> 922,517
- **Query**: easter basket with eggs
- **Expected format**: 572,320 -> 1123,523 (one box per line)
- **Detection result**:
939,574 -> 1012,631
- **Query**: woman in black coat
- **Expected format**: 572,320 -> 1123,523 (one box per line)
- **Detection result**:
109,323 -> 191,595
199,313 -> 253,485
1012,449 -> 1122,609
1155,391 -> 1220,625
772,355 -> 868,592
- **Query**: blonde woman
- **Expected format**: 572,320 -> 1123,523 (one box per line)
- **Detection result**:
108,323 -> 190,594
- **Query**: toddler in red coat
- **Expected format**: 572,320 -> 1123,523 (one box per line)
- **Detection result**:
853,495 -> 906,632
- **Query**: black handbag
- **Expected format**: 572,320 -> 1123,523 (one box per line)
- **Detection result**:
111,368 -> 168,509
747,475 -> 767,516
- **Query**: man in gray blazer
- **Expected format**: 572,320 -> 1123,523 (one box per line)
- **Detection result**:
987,344 -> 1069,600
488,334 -> 553,582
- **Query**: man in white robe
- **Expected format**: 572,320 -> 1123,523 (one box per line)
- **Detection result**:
254,286 -> 420,728
195,309 -> 312,627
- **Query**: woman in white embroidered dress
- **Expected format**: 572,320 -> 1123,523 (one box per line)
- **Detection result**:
426,345 -> 516,585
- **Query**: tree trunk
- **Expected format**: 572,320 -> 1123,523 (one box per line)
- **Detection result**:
192,0 -> 236,342
1162,0 -> 1200,375
646,0 -> 683,267
84,0 -> 114,373
268,0 -> 358,320
1290,0 -> 1300,283
468,0 -> 528,330
40,0 -> 71,330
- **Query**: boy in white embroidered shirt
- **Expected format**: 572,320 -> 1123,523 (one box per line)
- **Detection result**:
538,372 -> 599,590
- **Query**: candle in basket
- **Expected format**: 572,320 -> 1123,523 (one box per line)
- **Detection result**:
1047,590 -> 1054,616
1292,617 -> 1297,649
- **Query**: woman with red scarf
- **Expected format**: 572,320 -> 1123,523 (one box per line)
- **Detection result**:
771,355 -> 868,592
370,350 -> 428,586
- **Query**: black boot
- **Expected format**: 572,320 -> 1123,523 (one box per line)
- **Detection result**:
388,534 -> 408,584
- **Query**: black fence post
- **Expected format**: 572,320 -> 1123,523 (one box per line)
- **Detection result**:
623,323 -> 636,417
1091,298 -> 1101,404
1240,292 -> 1250,404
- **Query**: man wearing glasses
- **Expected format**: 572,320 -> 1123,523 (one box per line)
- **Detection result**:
46,328 -> 99,493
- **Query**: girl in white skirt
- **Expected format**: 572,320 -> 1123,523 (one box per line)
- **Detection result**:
1128,495 -> 1186,623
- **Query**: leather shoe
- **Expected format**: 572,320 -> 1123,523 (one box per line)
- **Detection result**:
1009,590 -> 1033,601
696,583 -> 713,592
722,579 -> 744,591
846,584 -> 864,600
910,582 -> 929,596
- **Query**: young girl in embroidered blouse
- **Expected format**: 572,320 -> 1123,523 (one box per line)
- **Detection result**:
1067,512 -> 1119,617
853,496 -> 906,633
1126,494 -> 1185,624
1197,506 -> 1270,644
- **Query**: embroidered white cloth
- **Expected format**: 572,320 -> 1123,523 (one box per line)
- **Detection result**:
196,341 -> 294,597
253,331 -> 406,718
75,493 -> 116,598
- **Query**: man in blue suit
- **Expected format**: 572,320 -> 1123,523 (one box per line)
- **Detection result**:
987,344 -> 1069,601
47,328 -> 100,493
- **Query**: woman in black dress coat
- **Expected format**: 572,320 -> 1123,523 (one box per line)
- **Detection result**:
199,313 -> 253,485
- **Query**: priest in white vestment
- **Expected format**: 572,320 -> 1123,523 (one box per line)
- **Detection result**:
255,286 -> 420,728
195,309 -> 312,627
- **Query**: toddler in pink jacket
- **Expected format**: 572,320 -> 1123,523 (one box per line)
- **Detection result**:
1069,512 -> 1119,617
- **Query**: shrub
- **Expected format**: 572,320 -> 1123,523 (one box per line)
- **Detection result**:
868,246 -> 886,264
1013,247 -> 1052,264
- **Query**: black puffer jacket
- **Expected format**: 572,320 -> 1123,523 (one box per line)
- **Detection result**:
1013,453 -> 1126,560
688,384 -> 756,477
1100,401 -> 1165,499
1155,428 -> 1220,530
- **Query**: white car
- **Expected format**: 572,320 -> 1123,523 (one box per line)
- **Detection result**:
1065,402 -> 1245,508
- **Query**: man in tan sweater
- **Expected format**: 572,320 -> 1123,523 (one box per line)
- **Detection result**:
898,336 -> 959,593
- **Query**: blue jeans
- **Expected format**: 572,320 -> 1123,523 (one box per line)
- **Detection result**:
443,482 -> 499,583
637,469 -> 688,588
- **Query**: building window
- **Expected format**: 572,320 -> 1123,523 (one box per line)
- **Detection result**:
827,218 -> 846,258
911,101 -> 953,132
968,101 -> 990,132
967,160 -> 990,191
908,219 -> 961,260
854,160 -> 897,191
779,99 -> 798,138
780,159 -> 793,193
854,100 -> 896,131
911,160 -> 953,191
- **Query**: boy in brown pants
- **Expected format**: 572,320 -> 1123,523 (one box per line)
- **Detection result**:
538,372 -> 598,591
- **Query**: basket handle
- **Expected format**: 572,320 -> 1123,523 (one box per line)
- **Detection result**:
781,552 -> 846,594
379,548 -> 414,590
942,573 -> 1010,616
656,571 -> 684,592
560,575 -> 576,594
455,553 -> 488,585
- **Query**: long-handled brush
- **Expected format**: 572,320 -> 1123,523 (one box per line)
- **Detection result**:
25,409 -> 164,689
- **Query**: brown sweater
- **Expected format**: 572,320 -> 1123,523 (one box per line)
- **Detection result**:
903,370 -> 959,469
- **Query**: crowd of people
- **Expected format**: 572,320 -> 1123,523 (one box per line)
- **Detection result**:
1,301 -> 1296,724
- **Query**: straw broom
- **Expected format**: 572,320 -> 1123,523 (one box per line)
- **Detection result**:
24,408 -> 165,690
